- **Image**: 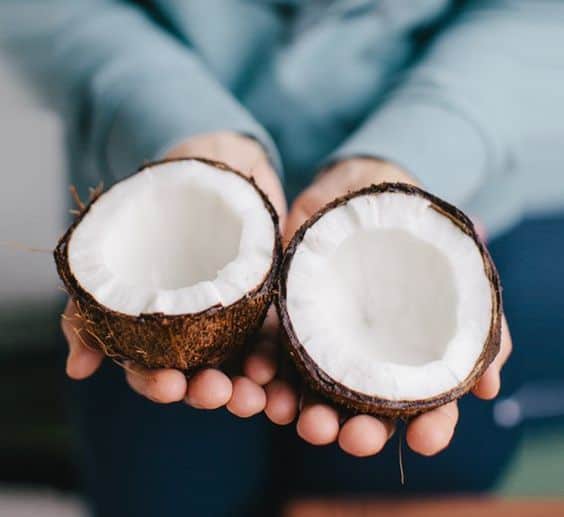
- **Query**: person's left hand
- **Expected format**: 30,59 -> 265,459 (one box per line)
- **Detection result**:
263,157 -> 512,457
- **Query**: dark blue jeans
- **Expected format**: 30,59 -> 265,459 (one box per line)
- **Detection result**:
69,215 -> 564,516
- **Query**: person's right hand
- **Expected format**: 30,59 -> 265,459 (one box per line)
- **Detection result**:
62,131 -> 291,418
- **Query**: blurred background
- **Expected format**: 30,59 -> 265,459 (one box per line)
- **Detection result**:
1,26 -> 564,517
0,54 -> 86,515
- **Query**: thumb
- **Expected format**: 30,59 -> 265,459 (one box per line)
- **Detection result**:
284,203 -> 311,247
284,188 -> 326,247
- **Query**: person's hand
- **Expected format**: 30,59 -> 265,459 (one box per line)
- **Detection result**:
62,131 -> 290,418
269,157 -> 512,457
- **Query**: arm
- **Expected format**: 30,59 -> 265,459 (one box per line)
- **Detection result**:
0,0 -> 281,182
1,1 -> 286,414
330,0 -> 564,226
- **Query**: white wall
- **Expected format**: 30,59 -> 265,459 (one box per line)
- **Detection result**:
0,55 -> 65,302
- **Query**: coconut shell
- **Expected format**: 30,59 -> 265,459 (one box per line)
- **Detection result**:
277,183 -> 502,418
54,158 -> 282,374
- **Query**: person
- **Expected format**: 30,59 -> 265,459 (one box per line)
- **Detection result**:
1,1 -> 563,515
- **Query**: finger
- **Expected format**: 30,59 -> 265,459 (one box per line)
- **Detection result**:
473,315 -> 513,400
185,369 -> 232,409
226,376 -> 266,418
125,366 -> 187,404
296,403 -> 340,446
406,401 -> 459,456
244,338 -> 277,386
284,203 -> 311,247
61,302 -> 104,380
65,341 -> 104,380
284,188 -> 326,246
264,379 -> 299,425
473,220 -> 488,243
473,367 -> 501,401
244,307 -> 280,385
338,415 -> 394,457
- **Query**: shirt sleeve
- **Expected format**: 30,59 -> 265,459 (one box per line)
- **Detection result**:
0,0 -> 281,183
330,0 -> 564,208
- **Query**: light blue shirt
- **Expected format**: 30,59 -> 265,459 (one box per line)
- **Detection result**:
2,0 -> 563,235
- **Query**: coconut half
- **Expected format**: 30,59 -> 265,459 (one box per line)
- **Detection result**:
278,183 -> 501,417
55,158 -> 281,372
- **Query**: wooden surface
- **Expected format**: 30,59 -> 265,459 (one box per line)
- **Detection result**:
285,498 -> 564,517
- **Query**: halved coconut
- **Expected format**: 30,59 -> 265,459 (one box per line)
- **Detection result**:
278,183 -> 501,417
55,158 -> 281,372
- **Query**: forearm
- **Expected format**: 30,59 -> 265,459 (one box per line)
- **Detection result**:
329,0 -> 564,222
0,0 -> 281,185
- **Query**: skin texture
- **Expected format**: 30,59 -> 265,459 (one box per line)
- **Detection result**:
61,140 -> 512,458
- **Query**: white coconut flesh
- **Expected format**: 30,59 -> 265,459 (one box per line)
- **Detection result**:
286,192 -> 493,401
68,160 -> 276,316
